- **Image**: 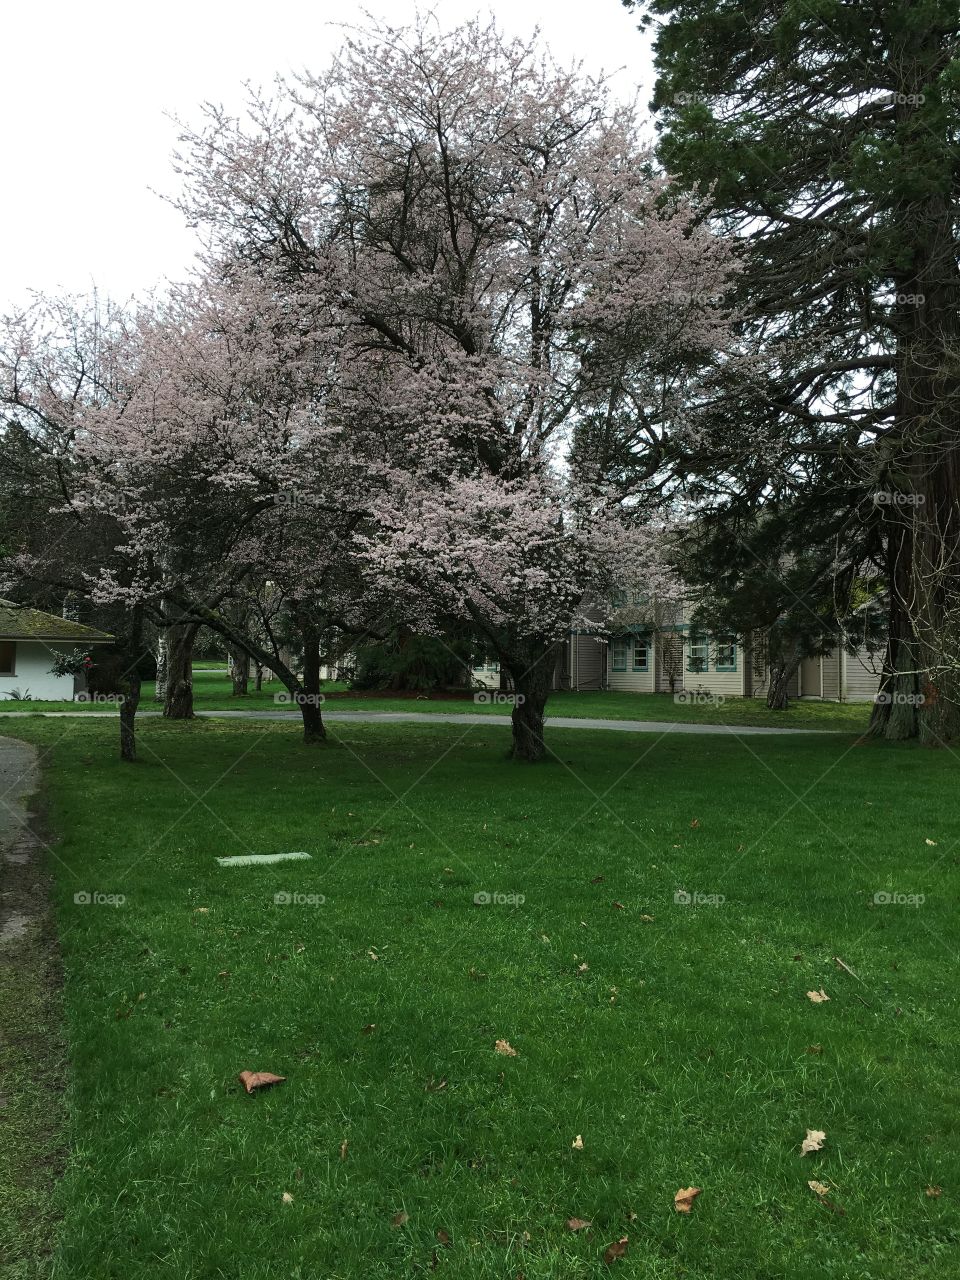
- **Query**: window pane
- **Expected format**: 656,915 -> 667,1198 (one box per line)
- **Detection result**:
0,641 -> 15,675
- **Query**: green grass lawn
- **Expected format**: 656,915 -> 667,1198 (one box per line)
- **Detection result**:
0,667 -> 871,732
3,712 -> 959,1278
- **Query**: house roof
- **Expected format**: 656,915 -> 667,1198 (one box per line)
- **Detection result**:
0,600 -> 114,644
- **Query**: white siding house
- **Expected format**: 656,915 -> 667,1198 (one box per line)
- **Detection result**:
0,601 -> 113,702
596,603 -> 879,703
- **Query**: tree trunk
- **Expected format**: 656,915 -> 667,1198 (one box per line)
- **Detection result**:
163,619 -> 198,719
503,642 -> 558,762
294,606 -> 326,744
119,608 -> 144,762
228,646 -> 249,697
879,112 -> 960,741
254,664 -> 263,692
154,633 -> 167,703
766,651 -> 801,710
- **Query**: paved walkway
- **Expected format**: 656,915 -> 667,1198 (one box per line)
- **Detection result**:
0,709 -> 828,735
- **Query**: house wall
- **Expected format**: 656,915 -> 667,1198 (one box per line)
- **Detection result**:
607,632 -> 656,692
681,636 -> 747,699
0,642 -> 77,701
471,661 -> 501,690
842,646 -> 883,701
569,633 -> 605,690
821,652 -> 841,701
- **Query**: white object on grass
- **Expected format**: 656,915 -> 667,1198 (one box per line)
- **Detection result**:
216,851 -> 312,867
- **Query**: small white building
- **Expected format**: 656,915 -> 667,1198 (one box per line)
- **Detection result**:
0,600 -> 113,702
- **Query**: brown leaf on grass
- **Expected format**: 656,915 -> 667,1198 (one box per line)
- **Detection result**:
806,988 -> 830,1004
339,1139 -> 349,1160
238,1071 -> 286,1094
926,1185 -> 943,1198
591,875 -> 605,884
639,914 -> 655,922
425,1076 -> 448,1092
807,1179 -> 845,1215
391,1211 -> 409,1227
602,1237 -> 628,1264
806,1044 -> 823,1054
281,1191 -> 294,1203
577,962 -> 590,974
436,1228 -> 452,1247
361,1023 -> 377,1034
571,1134 -> 584,1150
194,906 -> 209,914
800,1129 -> 827,1156
566,1217 -> 592,1231
690,818 -> 700,829
495,1039 -> 517,1056
674,1187 -> 701,1213
612,901 -> 625,910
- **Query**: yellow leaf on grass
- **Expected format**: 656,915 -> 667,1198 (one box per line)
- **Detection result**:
806,988 -> 830,1004
238,1070 -> 286,1094
494,1039 -> 517,1056
571,1134 -> 584,1150
603,1236 -> 628,1264
674,1187 -> 701,1213
800,1129 -> 827,1156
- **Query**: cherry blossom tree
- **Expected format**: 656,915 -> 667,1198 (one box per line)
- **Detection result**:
0,271 -> 383,752
172,15 -> 736,759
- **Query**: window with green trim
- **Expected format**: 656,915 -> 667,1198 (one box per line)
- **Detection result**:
632,636 -> 649,671
715,637 -> 737,671
688,634 -> 708,672
611,639 -> 628,671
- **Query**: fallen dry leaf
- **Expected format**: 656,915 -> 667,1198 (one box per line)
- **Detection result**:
361,1023 -> 377,1034
925,838 -> 937,846
639,914 -> 655,922
603,1237 -> 628,1265
495,1039 -> 518,1057
571,1134 -> 584,1150
339,1139 -> 349,1160
281,1191 -> 294,1204
194,907 -> 209,914
690,819 -> 700,828
612,901 -> 625,910
391,1210 -> 409,1227
926,1185 -> 943,1198
577,962 -> 590,974
808,1178 -> 845,1215
238,1070 -> 286,1095
566,1217 -> 592,1232
674,1187 -> 701,1213
591,875 -> 605,884
806,1044 -> 824,1054
806,988 -> 830,1004
436,1228 -> 452,1247
800,1128 -> 827,1156
425,1076 -> 448,1092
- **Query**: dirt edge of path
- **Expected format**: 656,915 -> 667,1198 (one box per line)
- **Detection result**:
0,737 -> 68,1277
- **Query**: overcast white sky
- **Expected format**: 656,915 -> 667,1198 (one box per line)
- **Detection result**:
0,2 -> 654,309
